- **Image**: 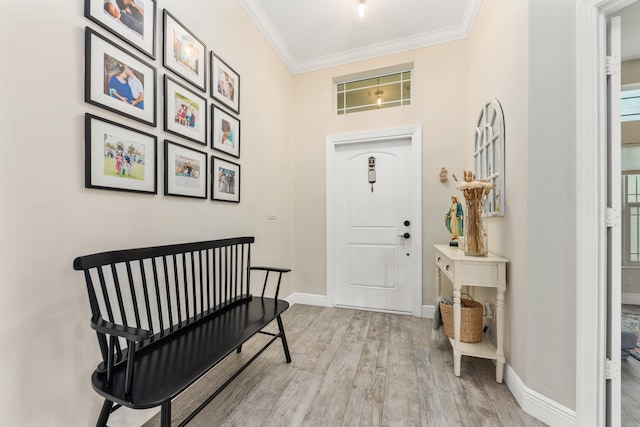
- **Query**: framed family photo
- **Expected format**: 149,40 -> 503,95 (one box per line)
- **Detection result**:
211,105 -> 240,158
164,75 -> 207,145
164,140 -> 207,199
211,156 -> 240,203
85,27 -> 157,126
85,113 -> 157,194
85,0 -> 157,59
210,53 -> 240,114
163,10 -> 206,92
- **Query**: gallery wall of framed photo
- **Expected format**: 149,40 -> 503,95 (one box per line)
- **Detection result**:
83,0 -> 242,203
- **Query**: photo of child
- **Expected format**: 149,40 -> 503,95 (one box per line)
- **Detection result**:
216,69 -> 235,102
173,92 -> 199,131
103,133 -> 146,180
219,119 -> 234,148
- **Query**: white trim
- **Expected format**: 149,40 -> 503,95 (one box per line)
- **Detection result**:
504,364 -> 576,427
285,292 -> 328,307
422,305 -> 435,319
326,125 -> 423,317
576,1 -> 638,425
622,292 -> 640,305
237,0 -> 481,74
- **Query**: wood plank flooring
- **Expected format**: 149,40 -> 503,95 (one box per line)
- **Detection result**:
142,304 -> 546,427
622,304 -> 640,427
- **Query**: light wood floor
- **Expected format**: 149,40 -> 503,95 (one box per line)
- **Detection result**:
622,304 -> 640,427
142,304 -> 546,427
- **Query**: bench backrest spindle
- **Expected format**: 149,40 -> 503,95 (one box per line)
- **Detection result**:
74,237 -> 256,372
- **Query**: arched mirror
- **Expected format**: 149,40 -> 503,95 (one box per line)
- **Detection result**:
474,99 -> 505,216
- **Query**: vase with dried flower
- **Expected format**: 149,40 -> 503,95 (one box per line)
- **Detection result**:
456,170 -> 495,256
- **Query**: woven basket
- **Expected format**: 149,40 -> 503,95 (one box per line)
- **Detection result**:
440,295 -> 484,343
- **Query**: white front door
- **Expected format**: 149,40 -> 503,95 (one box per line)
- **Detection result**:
327,127 -> 422,315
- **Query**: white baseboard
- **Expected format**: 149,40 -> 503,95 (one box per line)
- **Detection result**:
422,304 -> 435,319
285,292 -> 328,307
622,292 -> 640,305
504,363 -> 576,426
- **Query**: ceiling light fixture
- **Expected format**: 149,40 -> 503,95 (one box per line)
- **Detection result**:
354,0 -> 369,21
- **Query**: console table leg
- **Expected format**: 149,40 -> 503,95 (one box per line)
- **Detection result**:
453,286 -> 461,377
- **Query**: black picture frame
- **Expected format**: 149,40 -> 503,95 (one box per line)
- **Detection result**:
85,113 -> 158,194
164,75 -> 207,145
163,10 -> 207,92
211,156 -> 240,203
210,52 -> 240,114
85,27 -> 157,127
84,0 -> 157,59
211,104 -> 240,158
164,140 -> 208,199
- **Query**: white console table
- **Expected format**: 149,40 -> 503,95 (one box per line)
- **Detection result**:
434,244 -> 508,383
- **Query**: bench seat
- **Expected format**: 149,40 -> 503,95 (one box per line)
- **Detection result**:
92,296 -> 289,409
74,237 -> 292,426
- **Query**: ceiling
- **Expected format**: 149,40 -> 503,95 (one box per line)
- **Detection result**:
237,0 -> 482,74
238,0 -> 640,75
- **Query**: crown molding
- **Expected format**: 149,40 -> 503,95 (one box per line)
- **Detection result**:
238,0 -> 482,75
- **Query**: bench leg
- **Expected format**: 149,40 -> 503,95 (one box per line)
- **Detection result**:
161,401 -> 171,427
96,399 -> 113,427
236,344 -> 242,353
277,315 -> 292,363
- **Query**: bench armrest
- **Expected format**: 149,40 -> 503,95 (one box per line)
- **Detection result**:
250,266 -> 291,274
250,266 -> 291,300
91,316 -> 153,342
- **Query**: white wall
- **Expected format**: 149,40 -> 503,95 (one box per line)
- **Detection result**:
0,0 -> 295,424
291,41 -> 469,304
526,0 -> 577,409
466,0 -> 530,392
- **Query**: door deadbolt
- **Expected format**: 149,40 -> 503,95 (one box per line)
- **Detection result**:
404,220 -> 411,226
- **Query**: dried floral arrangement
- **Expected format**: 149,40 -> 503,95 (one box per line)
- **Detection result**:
456,170 -> 495,255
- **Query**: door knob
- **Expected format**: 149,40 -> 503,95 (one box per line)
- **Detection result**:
397,232 -> 411,239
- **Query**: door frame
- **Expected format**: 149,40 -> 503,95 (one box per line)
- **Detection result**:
326,125 -> 423,317
576,0 -> 636,425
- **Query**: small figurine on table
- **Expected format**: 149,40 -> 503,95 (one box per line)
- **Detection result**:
445,195 -> 464,246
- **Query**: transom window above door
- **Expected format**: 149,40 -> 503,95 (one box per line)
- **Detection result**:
335,64 -> 412,115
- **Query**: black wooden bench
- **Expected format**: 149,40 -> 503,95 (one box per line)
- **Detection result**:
73,237 -> 291,427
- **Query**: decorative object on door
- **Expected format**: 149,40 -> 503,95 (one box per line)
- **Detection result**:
85,27 -> 157,127
85,113 -> 157,194
211,52 -> 241,114
163,10 -> 207,92
457,170 -> 494,256
85,0 -> 157,59
211,156 -> 240,202
445,196 -> 463,246
439,167 -> 448,183
368,156 -> 376,192
474,98 -> 505,216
